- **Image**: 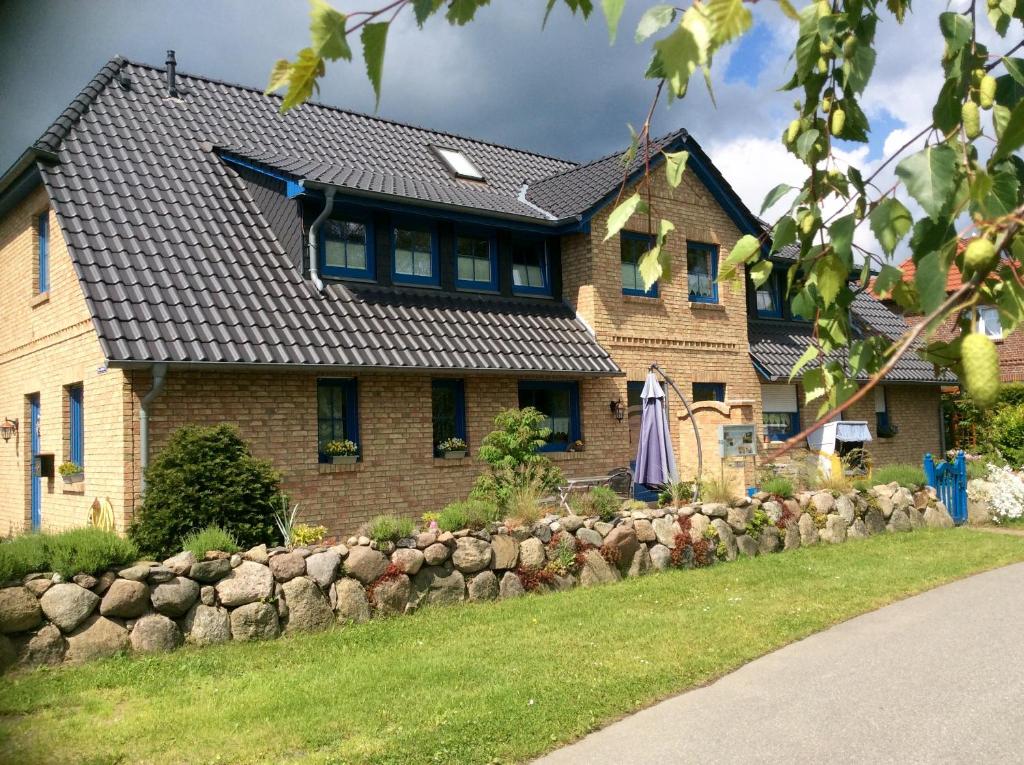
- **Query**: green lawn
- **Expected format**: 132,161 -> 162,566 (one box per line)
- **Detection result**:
2,529 -> 1023,765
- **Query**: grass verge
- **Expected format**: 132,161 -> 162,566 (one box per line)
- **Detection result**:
1,529 -> 1022,765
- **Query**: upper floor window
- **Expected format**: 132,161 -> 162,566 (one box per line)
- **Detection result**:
392,223 -> 439,286
687,241 -> 718,303
621,232 -> 658,297
692,382 -> 725,402
518,381 -> 580,451
756,271 -> 784,318
37,212 -> 49,294
433,146 -> 485,181
455,231 -> 498,291
317,378 -> 360,463
432,379 -> 467,454
512,239 -> 550,296
976,305 -> 1002,340
321,219 -> 374,280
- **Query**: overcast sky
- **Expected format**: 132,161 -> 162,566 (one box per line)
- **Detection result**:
0,0 -> 1000,252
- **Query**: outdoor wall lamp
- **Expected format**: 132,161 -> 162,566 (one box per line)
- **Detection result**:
609,399 -> 625,423
0,418 -> 18,442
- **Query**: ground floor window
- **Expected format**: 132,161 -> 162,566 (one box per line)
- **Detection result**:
67,383 -> 84,467
317,379 -> 359,462
432,379 -> 466,454
762,383 -> 800,442
692,382 -> 725,402
518,381 -> 580,451
875,385 -> 892,436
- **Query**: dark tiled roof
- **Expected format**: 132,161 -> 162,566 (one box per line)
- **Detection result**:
28,57 -> 619,374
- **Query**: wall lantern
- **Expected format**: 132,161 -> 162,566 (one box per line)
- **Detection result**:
0,418 -> 18,442
609,399 -> 625,423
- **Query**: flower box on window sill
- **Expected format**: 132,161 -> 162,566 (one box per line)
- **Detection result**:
61,472 -> 84,484
442,450 -> 468,460
330,455 -> 359,465
877,426 -> 899,439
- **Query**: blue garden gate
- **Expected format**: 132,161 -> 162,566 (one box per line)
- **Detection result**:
923,451 -> 967,525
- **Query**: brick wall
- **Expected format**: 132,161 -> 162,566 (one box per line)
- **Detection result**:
0,187 -> 132,536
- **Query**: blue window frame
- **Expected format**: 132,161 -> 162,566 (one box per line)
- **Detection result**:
763,411 -> 800,441
687,241 -> 719,303
517,381 -> 580,452
621,231 -> 658,297
37,212 -> 49,294
755,271 -> 784,318
391,222 -> 439,286
455,229 -> 498,291
511,239 -> 551,296
875,386 -> 892,435
68,384 -> 84,467
317,378 -> 359,462
432,379 -> 467,453
320,218 -> 375,280
692,382 -> 725,402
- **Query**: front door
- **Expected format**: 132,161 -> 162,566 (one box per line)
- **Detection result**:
29,394 -> 41,531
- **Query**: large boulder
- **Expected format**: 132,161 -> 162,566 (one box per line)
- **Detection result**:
575,528 -> 603,548
736,535 -> 759,558
633,519 -> 656,543
332,578 -> 371,624
627,544 -> 652,577
390,548 -> 424,576
710,519 -> 737,561
39,583 -> 99,633
282,576 -> 335,632
783,523 -> 801,551
230,601 -> 280,641
189,558 -> 232,583
118,564 -> 153,582
924,506 -> 955,528
887,508 -> 912,533
215,561 -> 274,607
847,518 -> 868,540
150,576 -> 200,618
864,508 -> 886,535
410,565 -> 465,607
727,506 -> 753,534
603,526 -> 639,571
579,550 -> 619,587
13,623 -> 65,667
0,586 -> 44,633
811,492 -> 835,514
518,538 -> 546,569
498,572 -> 525,599
875,495 -> 895,519
423,543 -> 450,566
651,517 -> 679,548
343,547 -> 388,584
907,508 -> 926,530
99,579 -> 150,619
467,571 -> 499,601
129,614 -> 182,653
64,615 -> 129,663
452,537 -> 492,574
835,495 -> 856,525
490,535 -> 519,570
798,513 -> 819,545
758,526 -> 781,554
162,550 -> 196,576
823,515 -> 848,544
371,575 -> 411,616
243,544 -> 269,565
649,543 -> 672,571
181,604 -> 231,646
305,550 -> 342,588
701,503 -> 729,518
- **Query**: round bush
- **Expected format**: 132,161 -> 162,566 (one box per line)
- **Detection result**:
988,404 -> 1024,467
129,425 -> 282,557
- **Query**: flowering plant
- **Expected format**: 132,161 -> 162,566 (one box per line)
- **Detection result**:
323,439 -> 358,456
968,464 -> 1024,523
437,437 -> 468,453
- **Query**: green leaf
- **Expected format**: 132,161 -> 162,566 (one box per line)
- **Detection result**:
777,0 -> 799,21
604,193 -> 649,242
841,40 -> 876,94
938,12 -> 972,58
705,0 -> 752,45
803,367 -> 826,401
760,183 -> 796,215
986,163 -> 1021,216
446,0 -> 490,25
601,0 -> 625,43
795,32 -> 820,80
266,59 -> 292,94
789,345 -> 820,380
360,23 -> 388,110
638,245 -> 665,290
653,8 -> 712,99
816,254 -> 847,307
718,233 -> 761,282
869,198 -> 913,256
663,150 -> 689,188
872,265 -> 905,298
895,144 -> 959,220
278,48 -> 325,112
635,4 -> 675,42
413,0 -> 443,26
749,260 -> 773,288
795,128 -> 820,161
622,124 -> 639,166
1004,57 -> 1024,87
310,0 -> 351,60
992,101 -> 1024,162
931,78 -> 962,134
914,250 -> 949,314
771,216 -> 797,254
829,214 -> 856,265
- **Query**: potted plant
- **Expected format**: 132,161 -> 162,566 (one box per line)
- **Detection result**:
437,437 -> 468,459
323,439 -> 359,464
58,460 -> 84,483
568,439 -> 586,452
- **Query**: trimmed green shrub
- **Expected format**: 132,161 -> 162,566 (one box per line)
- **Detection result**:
181,525 -> 240,558
129,424 -> 281,558
471,408 -> 564,510
870,463 -> 927,489
0,528 -> 138,580
760,476 -> 794,499
987,404 -> 1024,467
436,499 -> 501,532
366,515 -> 415,544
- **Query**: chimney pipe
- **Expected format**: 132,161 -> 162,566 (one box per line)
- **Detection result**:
165,50 -> 177,97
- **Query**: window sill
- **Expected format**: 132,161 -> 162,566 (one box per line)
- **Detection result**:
623,294 -> 661,304
432,456 -> 474,468
318,462 -> 362,474
547,451 -> 586,462
30,292 -> 50,308
61,481 -> 85,494
689,302 -> 725,312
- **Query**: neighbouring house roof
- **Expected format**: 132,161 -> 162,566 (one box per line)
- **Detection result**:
10,56 -> 626,374
895,240 -> 976,294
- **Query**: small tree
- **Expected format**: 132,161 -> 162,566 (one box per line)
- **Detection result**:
471,408 -> 564,511
129,424 -> 282,557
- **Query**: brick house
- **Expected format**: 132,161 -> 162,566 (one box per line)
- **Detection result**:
0,56 -> 948,537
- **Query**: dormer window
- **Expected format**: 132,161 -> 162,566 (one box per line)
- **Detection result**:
433,146 -> 485,181
321,218 -> 374,280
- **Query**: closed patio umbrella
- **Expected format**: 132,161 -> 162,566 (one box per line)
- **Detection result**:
634,370 -> 678,487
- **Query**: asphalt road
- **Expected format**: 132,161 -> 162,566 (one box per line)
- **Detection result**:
535,562 -> 1024,764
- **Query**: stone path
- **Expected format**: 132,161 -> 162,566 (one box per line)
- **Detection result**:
535,563 -> 1024,764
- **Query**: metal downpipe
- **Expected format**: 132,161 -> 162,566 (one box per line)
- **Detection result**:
140,362 -> 167,494
308,188 -> 336,292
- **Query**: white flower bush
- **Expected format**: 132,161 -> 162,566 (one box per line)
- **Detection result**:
969,465 -> 1024,523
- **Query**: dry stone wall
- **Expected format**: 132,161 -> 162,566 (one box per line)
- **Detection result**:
0,482 -> 954,672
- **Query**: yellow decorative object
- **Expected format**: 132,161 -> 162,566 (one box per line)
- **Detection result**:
90,497 -> 116,532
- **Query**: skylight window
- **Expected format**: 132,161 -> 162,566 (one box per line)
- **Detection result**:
434,146 -> 485,181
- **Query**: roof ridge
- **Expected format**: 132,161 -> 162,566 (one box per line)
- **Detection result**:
530,128 -> 689,186
118,57 -> 580,171
33,55 -> 127,154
